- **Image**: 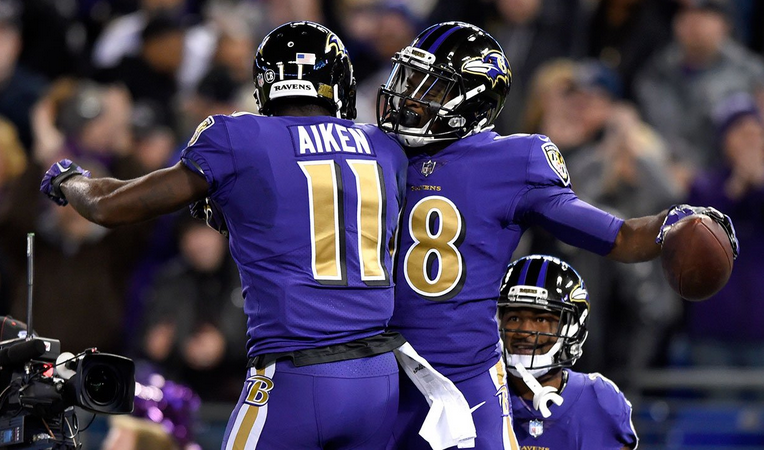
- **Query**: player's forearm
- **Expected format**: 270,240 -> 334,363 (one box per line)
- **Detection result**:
60,176 -> 146,227
60,163 -> 209,227
607,211 -> 667,263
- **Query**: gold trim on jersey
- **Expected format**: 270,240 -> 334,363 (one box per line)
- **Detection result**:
492,359 -> 520,450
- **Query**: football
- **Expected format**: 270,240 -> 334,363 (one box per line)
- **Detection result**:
660,214 -> 734,301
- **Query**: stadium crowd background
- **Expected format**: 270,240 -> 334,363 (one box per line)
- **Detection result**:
0,0 -> 763,448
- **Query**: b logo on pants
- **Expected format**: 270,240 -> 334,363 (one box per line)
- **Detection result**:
245,375 -> 275,406
494,384 -> 510,417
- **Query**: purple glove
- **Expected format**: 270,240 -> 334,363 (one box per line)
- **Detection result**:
656,204 -> 739,259
40,159 -> 91,206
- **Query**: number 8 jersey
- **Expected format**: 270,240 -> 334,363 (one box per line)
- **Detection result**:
181,113 -> 407,359
390,131 -> 624,382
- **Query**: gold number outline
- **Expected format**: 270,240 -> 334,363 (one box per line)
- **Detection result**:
403,195 -> 466,300
299,159 -> 389,286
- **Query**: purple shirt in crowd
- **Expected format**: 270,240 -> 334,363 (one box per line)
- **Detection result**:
687,167 -> 764,341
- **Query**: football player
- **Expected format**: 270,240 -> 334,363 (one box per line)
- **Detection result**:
41,21 -> 409,450
499,255 -> 638,449
377,21 -> 737,449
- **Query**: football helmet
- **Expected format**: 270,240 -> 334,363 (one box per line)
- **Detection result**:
253,21 -> 356,119
377,21 -> 511,147
498,255 -> 589,378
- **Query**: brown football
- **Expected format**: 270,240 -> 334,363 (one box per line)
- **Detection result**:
660,214 -> 734,301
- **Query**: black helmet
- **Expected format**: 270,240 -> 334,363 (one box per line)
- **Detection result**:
377,21 -> 511,147
498,255 -> 589,374
253,21 -> 356,119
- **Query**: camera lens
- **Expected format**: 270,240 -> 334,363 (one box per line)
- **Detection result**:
84,365 -> 120,405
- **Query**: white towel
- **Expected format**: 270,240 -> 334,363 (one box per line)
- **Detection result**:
394,343 -> 477,449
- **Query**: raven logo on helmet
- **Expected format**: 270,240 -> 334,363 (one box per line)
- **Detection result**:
461,51 -> 511,88
253,21 -> 356,119
325,32 -> 346,55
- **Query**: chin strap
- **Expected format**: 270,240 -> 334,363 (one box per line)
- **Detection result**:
513,362 -> 563,418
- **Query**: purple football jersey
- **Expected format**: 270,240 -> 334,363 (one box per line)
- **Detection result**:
510,370 -> 638,449
181,113 -> 407,358
391,132 -> 623,381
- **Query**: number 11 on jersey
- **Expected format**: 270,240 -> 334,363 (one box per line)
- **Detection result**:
299,159 -> 389,286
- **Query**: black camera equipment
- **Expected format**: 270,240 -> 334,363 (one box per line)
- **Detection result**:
0,234 -> 135,449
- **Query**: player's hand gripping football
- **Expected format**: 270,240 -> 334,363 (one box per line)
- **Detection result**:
656,204 -> 739,259
40,159 -> 91,206
189,197 -> 229,238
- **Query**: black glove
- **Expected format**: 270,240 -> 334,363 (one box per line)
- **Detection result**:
189,197 -> 229,238
40,159 -> 91,206
656,204 -> 739,259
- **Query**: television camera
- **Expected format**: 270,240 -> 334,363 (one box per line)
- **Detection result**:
0,234 -> 135,449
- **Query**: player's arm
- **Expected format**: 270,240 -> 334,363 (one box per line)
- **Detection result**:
610,204 -> 740,263
41,159 -> 210,227
606,212 -> 666,263
520,137 -> 738,263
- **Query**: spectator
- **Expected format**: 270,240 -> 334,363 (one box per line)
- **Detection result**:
634,0 -> 764,182
92,0 -> 216,94
586,0 -> 677,100
139,218 -> 247,402
487,0 -> 587,134
0,117 -> 27,312
99,14 -> 186,132
0,117 -> 27,214
130,102 -> 178,174
683,92 -> 764,368
519,58 -> 577,134
103,416 -> 180,450
102,369 -> 203,450
29,79 -> 141,183
0,0 -> 47,151
8,160 -> 147,355
179,65 -> 242,139
524,60 -> 683,380
353,3 -> 421,123
16,0 -> 86,80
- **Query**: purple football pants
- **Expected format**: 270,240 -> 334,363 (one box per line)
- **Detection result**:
388,359 -> 519,450
222,352 -> 399,449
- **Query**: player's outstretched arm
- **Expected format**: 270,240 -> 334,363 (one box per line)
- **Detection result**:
608,204 -> 739,263
41,160 -> 210,227
607,212 -> 667,263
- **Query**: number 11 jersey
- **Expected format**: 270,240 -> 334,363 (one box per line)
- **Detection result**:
181,113 -> 408,359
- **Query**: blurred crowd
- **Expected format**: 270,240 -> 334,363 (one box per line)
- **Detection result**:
1,0 -> 763,446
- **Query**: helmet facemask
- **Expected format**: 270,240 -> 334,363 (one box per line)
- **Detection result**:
499,282 -> 589,379
377,21 -> 512,148
378,47 -> 476,147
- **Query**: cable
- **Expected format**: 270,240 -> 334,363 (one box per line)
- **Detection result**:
41,416 -> 56,440
77,411 -> 97,433
64,416 -> 78,446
